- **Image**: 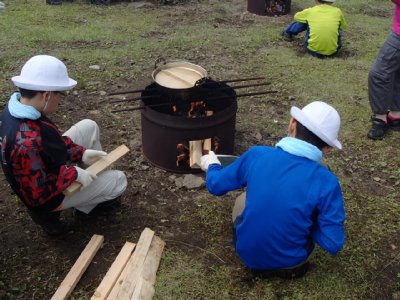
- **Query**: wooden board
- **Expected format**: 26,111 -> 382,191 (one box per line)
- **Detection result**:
130,236 -> 165,300
51,235 -> 104,300
107,228 -> 154,300
189,140 -> 203,169
202,111 -> 214,153
91,242 -> 136,300
63,144 -> 130,196
115,228 -> 155,300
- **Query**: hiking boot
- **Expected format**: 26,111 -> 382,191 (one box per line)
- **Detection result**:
367,117 -> 389,140
387,115 -> 400,131
27,209 -> 70,236
281,30 -> 293,41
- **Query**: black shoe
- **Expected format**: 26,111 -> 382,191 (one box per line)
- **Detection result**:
91,0 -> 110,5
92,196 -> 121,212
281,30 -> 293,41
252,261 -> 310,279
367,117 -> 389,140
28,210 -> 70,236
387,115 -> 400,131
46,0 -> 62,4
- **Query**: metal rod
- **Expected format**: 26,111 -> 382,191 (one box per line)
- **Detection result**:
111,90 -> 277,113
108,88 -> 147,96
107,77 -> 266,96
217,76 -> 265,83
109,82 -> 271,104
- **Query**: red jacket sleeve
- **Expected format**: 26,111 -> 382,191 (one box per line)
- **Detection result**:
11,129 -> 78,207
62,135 -> 86,163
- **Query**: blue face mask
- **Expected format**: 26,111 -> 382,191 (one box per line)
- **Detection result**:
8,92 -> 41,120
276,137 -> 323,163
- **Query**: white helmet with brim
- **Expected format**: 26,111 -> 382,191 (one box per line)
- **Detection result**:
12,55 -> 77,91
290,101 -> 342,150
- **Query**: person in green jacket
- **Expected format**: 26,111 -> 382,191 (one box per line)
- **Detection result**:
282,0 -> 347,58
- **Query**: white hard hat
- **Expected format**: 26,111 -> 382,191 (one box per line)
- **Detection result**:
290,101 -> 342,149
12,55 -> 77,91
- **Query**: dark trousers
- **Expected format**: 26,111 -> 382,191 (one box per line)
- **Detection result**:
369,32 -> 400,114
284,22 -> 342,58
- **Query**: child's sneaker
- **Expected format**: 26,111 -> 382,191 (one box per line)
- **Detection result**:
367,117 -> 389,140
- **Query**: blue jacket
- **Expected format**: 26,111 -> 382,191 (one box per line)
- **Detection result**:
206,145 -> 345,270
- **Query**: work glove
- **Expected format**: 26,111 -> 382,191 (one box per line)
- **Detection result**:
75,166 -> 97,190
0,2 -> 5,13
200,151 -> 221,172
82,149 -> 107,166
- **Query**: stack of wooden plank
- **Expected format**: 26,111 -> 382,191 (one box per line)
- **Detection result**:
51,228 -> 165,300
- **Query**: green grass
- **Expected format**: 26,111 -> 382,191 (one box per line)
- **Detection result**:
0,0 -> 399,299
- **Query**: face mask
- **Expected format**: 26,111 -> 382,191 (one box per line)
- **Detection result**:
43,93 -> 52,112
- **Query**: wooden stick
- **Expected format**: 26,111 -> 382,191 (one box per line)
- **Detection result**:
202,111 -> 214,153
114,228 -> 155,300
189,140 -> 203,169
91,242 -> 136,300
63,145 -> 130,196
51,235 -> 104,300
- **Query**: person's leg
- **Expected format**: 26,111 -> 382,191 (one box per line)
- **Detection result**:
284,22 -> 308,36
63,119 -> 102,150
388,67 -> 400,130
368,33 -> 400,139
232,192 -> 246,222
27,209 -> 69,236
61,170 -> 127,213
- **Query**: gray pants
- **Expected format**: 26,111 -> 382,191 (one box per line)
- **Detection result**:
369,32 -> 400,114
61,119 -> 127,214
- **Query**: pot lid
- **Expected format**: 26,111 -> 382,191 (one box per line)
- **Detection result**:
153,62 -> 207,89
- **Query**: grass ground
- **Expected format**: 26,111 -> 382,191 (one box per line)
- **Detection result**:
0,0 -> 399,299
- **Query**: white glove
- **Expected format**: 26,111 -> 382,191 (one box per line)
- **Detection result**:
0,2 -> 5,13
82,149 -> 107,165
200,151 -> 221,172
75,166 -> 97,190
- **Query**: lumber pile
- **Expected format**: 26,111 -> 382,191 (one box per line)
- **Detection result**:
51,228 -> 165,300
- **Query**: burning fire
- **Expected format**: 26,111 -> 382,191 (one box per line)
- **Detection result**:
265,0 -> 286,14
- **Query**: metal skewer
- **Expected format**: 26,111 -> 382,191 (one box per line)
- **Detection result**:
107,76 -> 266,96
109,82 -> 271,104
111,90 -> 277,113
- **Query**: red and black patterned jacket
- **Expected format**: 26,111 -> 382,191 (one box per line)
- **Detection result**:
0,104 -> 85,212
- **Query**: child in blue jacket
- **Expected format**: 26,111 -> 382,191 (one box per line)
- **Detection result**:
201,101 -> 345,278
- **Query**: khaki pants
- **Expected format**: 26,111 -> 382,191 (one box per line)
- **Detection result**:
60,119 -> 127,214
232,191 -> 246,222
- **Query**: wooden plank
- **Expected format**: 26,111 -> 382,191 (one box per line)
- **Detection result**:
189,140 -> 203,169
107,251 -> 135,300
91,242 -> 136,300
114,228 -> 155,300
51,235 -> 104,300
202,111 -> 214,153
130,277 -> 154,300
63,144 -> 130,196
130,236 -> 165,300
